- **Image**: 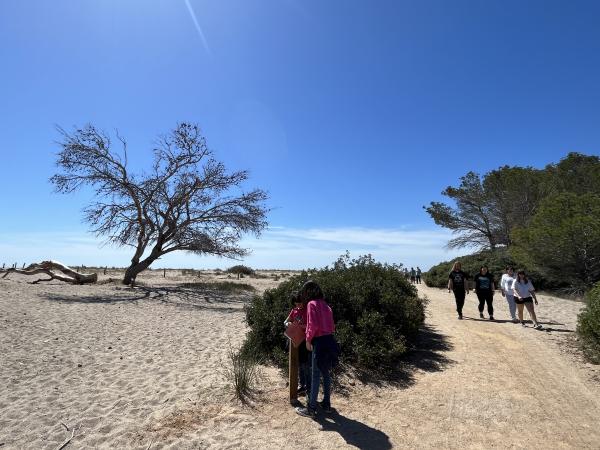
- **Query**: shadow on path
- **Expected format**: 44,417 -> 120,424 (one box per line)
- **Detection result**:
353,324 -> 454,389
315,409 -> 392,450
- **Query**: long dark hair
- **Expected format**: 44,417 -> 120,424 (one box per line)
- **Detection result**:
516,270 -> 529,284
300,280 -> 324,305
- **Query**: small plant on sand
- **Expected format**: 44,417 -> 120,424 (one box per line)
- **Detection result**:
223,344 -> 260,404
577,282 -> 600,363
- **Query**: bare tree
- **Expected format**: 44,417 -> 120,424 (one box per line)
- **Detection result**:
51,123 -> 269,285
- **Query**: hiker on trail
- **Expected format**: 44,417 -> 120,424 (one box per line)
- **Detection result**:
416,267 -> 422,284
448,261 -> 469,320
500,267 -> 518,323
410,267 -> 416,284
295,281 -> 339,418
512,270 -> 543,330
474,265 -> 495,320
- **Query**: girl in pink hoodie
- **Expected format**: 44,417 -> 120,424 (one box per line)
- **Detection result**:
295,281 -> 338,418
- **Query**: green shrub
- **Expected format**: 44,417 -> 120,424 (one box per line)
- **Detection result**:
242,254 -> 425,375
424,248 -> 551,290
226,265 -> 255,276
577,283 -> 600,363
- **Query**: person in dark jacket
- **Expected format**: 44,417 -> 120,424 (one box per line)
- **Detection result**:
474,265 -> 495,320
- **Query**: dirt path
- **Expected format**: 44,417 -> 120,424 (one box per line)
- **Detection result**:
381,284 -> 600,449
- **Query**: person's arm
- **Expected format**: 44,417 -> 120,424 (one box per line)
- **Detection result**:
284,310 -> 293,327
305,302 -> 316,351
512,280 -> 520,299
500,276 -> 506,297
529,282 -> 538,304
448,277 -> 453,292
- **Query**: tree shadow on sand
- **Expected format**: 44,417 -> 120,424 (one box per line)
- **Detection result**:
314,410 -> 392,450
41,284 -> 253,314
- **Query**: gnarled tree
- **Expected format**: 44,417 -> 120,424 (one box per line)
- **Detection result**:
51,123 -> 269,285
424,171 -> 501,250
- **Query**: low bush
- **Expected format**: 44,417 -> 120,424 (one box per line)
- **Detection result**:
242,254 -> 425,375
226,265 -> 255,276
424,248 -> 551,290
577,283 -> 600,363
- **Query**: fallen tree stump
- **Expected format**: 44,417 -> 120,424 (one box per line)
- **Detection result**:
0,260 -> 98,284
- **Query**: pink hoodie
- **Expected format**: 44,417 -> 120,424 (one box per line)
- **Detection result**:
305,299 -> 335,344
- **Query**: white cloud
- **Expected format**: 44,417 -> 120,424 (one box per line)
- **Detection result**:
0,226 -> 466,270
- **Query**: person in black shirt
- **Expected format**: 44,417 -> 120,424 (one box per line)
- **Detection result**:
474,265 -> 495,320
448,261 -> 469,319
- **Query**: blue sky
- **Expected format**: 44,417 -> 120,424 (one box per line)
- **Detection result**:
1,0 -> 599,270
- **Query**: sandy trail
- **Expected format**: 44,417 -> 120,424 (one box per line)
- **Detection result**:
0,274 -> 599,449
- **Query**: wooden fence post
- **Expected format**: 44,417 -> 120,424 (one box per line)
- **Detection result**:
163,268 -> 166,278
289,343 -> 299,403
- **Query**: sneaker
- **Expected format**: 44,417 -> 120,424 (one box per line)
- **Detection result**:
512,318 -> 519,324
297,387 -> 306,396
489,316 -> 495,321
318,401 -> 332,413
520,321 -> 526,327
534,324 -> 543,330
458,313 -> 463,320
295,406 -> 316,418
480,313 -> 484,319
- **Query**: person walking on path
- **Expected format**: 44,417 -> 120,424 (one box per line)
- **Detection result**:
512,270 -> 543,329
295,281 -> 338,418
416,267 -> 422,284
474,265 -> 495,320
448,261 -> 469,320
500,267 -> 518,323
410,267 -> 416,284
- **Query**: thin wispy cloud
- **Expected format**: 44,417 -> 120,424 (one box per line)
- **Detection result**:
183,0 -> 211,56
0,227 -> 465,270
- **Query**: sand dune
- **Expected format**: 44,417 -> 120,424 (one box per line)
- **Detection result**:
1,271 -> 599,449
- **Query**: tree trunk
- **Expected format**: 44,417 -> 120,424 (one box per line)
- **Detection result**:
123,254 -> 160,285
0,261 -> 97,284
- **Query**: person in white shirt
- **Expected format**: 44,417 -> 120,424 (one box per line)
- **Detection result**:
500,266 -> 518,323
511,270 -> 542,329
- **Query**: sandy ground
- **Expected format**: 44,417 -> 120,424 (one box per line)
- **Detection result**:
1,270 -> 599,449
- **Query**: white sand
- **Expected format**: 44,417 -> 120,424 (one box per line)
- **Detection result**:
1,271 -> 599,449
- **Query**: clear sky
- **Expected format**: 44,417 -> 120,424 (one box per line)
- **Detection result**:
1,0 -> 599,270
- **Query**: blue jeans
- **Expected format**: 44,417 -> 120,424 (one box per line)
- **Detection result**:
299,360 -> 311,391
309,340 -> 331,409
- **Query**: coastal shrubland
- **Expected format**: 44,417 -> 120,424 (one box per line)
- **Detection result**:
242,254 -> 425,375
577,283 -> 600,363
425,152 -> 600,362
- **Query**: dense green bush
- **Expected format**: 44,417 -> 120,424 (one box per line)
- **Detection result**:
512,193 -> 600,292
424,248 -> 553,290
226,265 -> 255,276
577,283 -> 600,363
242,254 -> 425,374
425,249 -> 515,289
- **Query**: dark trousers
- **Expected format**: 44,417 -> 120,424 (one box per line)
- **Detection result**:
477,291 -> 494,316
453,289 -> 465,314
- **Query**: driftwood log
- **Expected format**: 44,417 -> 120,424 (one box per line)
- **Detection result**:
0,261 -> 97,284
